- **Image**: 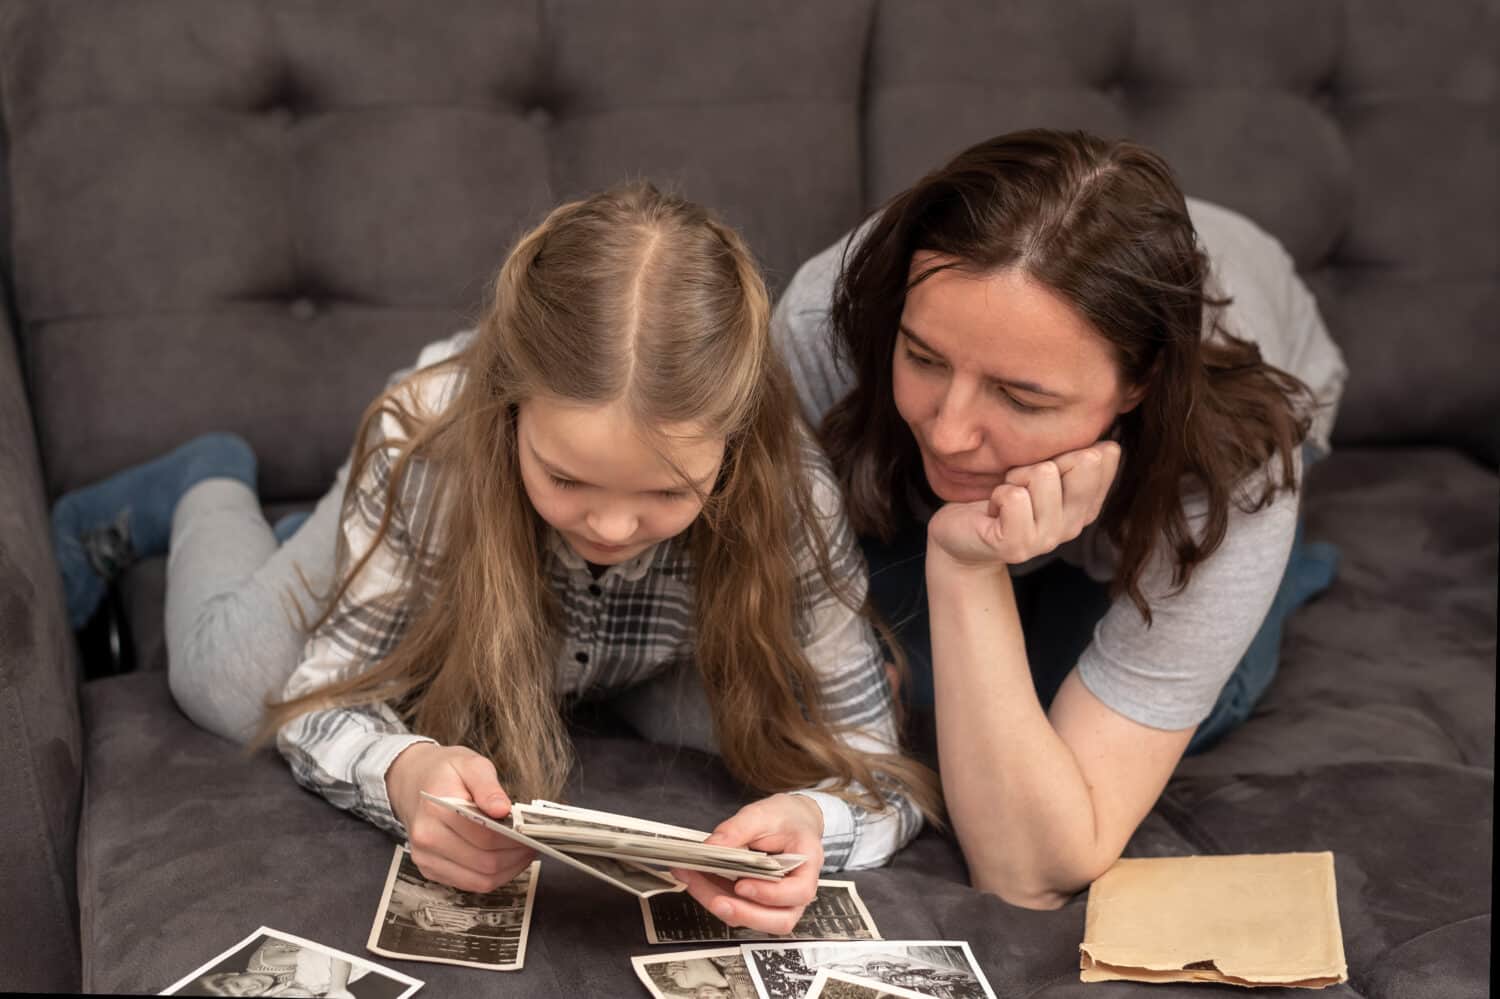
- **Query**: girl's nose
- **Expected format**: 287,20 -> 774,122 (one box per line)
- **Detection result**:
587,508 -> 638,543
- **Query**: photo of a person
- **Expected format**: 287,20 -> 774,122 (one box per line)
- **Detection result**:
367,846 -> 537,970
190,934 -> 362,996
160,928 -> 420,999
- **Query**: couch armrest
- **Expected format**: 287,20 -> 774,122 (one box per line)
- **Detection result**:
0,301 -> 82,992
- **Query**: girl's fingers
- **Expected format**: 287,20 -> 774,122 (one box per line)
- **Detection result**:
429,798 -> 514,851
712,886 -> 809,935
672,867 -> 738,920
733,862 -> 818,908
676,869 -> 809,935
452,754 -> 512,819
413,814 -> 535,879
411,850 -> 519,895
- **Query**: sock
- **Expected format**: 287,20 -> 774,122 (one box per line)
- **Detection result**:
51,432 -> 257,629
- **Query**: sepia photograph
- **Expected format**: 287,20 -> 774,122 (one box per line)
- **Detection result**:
804,969 -> 936,999
742,941 -> 997,999
631,946 -> 761,999
642,880 -> 880,944
367,846 -> 538,971
159,926 -> 422,998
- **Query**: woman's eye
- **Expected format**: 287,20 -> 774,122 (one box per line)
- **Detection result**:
549,475 -> 581,490
904,347 -> 942,369
656,490 -> 690,501
1003,392 -> 1044,413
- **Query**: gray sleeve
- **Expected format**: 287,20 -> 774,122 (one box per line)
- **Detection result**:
769,230 -> 861,428
1075,455 -> 1302,731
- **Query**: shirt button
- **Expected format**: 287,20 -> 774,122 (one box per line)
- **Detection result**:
575,651 -> 589,664
588,583 -> 602,597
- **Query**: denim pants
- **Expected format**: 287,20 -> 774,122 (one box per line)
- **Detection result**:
861,463 -> 1336,755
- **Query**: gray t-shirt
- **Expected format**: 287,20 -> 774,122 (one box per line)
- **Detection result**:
770,198 -> 1347,730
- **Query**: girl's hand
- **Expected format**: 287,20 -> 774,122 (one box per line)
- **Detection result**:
385,742 -> 537,893
671,793 -> 825,936
927,441 -> 1120,571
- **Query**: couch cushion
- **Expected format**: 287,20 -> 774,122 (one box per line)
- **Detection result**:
81,443 -> 1498,995
81,667 -> 1489,996
861,0 -> 1499,462
0,0 -> 873,501
0,290 -> 82,992
1174,446 -> 1498,779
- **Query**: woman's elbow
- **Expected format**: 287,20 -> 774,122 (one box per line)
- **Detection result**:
970,855 -> 1115,910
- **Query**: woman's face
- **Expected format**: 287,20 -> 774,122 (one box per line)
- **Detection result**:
891,254 -> 1143,504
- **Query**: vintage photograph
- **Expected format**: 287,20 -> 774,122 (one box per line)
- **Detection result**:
642,880 -> 880,944
367,846 -> 538,971
515,799 -> 712,842
805,969 -> 936,999
159,926 -> 422,998
742,941 -> 997,999
420,792 -> 686,897
630,946 -> 760,999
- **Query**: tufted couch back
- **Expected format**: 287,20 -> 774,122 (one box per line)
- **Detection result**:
2,0 -> 1497,498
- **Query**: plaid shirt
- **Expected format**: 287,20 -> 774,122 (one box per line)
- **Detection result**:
277,334 -> 923,870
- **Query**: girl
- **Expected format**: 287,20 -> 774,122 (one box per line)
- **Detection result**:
771,130 -> 1346,908
52,183 -> 938,934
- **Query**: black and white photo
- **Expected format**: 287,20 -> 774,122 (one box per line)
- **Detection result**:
741,941 -> 997,999
642,880 -> 880,944
159,926 -> 421,998
367,846 -> 538,971
804,969 -> 934,999
631,946 -> 760,999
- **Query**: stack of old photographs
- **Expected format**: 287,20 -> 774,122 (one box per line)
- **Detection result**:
423,792 -> 806,898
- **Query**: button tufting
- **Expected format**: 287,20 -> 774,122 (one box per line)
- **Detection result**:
267,105 -> 294,128
575,651 -> 589,665
289,297 -> 317,321
525,105 -> 553,129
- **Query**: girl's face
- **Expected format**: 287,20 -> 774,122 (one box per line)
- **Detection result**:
891,254 -> 1144,504
517,395 -> 726,565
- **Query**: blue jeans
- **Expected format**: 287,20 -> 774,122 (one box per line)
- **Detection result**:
862,469 -> 1337,756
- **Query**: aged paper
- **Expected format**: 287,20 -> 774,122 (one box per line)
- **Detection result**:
1080,852 -> 1347,988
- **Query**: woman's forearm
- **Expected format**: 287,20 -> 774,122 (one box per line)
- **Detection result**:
926,546 -> 1110,908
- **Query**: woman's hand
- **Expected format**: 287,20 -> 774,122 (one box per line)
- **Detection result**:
928,441 -> 1120,570
671,793 -> 825,935
385,742 -> 537,893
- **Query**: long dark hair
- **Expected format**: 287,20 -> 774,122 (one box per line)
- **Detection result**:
822,129 -> 1314,622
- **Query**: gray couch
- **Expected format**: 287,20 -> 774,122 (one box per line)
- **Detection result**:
1,1 -> 1493,995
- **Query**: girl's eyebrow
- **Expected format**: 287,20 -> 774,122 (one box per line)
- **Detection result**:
529,441 -> 715,492
899,324 -> 1065,399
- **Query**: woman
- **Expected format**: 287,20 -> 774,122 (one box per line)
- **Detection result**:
771,129 -> 1346,908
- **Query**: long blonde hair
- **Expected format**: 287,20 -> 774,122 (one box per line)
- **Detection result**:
260,183 -> 941,821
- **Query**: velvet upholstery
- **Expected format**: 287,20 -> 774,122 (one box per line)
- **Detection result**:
0,294 -> 83,992
0,0 -> 1493,995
